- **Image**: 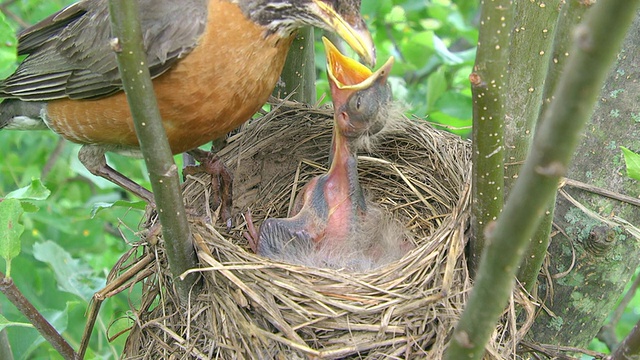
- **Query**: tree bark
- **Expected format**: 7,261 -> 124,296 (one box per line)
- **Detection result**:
503,0 -> 561,291
530,9 -> 640,349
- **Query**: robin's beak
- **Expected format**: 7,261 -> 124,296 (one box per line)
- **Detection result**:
312,0 -> 376,67
323,36 -> 394,111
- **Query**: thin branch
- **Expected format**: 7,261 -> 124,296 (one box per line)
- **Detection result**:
610,275 -> 640,328
562,177 -> 640,208
445,1 -> 640,359
107,0 -> 199,303
598,274 -> 640,351
273,27 -> 315,104
610,320 -> 640,359
504,0 -> 560,187
520,340 -> 606,359
0,272 -> 76,360
468,0 -> 513,271
40,138 -> 66,179
0,1 -> 29,29
539,0 -> 591,119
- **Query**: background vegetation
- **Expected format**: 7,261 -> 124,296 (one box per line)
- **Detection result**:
0,0 -> 638,359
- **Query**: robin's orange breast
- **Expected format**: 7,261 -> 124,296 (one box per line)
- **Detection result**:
45,0 -> 293,155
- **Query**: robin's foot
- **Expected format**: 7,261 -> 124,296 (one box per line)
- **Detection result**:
78,145 -> 155,205
184,148 -> 233,229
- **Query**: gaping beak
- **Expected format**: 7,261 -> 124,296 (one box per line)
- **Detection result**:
312,0 -> 376,67
323,36 -> 394,110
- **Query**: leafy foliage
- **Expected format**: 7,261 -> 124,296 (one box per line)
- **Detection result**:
0,11 -> 16,80
0,198 -> 24,278
0,3 -> 144,356
0,0 -> 638,358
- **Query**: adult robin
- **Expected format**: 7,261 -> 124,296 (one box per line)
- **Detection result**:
0,0 -> 376,223
245,38 -> 413,271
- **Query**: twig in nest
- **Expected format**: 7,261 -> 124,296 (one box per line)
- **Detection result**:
78,252 -> 155,359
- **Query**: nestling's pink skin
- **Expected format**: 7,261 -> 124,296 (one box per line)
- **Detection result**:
244,38 -> 413,271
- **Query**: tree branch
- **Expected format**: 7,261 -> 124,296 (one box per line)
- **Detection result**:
0,272 -> 75,360
273,27 -> 316,104
599,273 -> 640,350
107,0 -> 199,303
515,0 -> 591,292
530,7 -> 640,348
445,1 -> 640,358
504,0 -> 561,292
469,0 -> 513,271
610,320 -> 640,359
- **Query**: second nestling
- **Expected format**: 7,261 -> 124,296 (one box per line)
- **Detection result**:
245,38 -> 415,272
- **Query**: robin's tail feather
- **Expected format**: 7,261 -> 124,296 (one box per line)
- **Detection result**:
0,99 -> 48,130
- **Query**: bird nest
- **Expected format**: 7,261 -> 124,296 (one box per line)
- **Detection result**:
119,101 -> 530,359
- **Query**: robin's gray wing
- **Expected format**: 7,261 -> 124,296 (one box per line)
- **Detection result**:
1,0 -> 208,101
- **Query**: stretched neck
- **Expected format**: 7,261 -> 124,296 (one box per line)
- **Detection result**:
327,127 -> 366,211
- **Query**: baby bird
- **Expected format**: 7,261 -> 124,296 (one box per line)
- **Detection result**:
245,38 -> 413,271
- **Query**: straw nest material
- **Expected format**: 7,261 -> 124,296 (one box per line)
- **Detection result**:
119,100 -> 531,359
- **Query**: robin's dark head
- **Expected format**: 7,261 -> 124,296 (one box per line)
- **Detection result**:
239,0 -> 375,66
324,37 -> 394,142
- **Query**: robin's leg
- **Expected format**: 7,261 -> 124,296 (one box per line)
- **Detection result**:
78,145 -> 154,204
184,145 -> 233,229
243,209 -> 260,253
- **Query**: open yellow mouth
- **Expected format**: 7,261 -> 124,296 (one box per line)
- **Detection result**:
323,37 -> 394,91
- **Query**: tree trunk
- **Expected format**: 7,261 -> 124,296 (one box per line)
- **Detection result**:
530,10 -> 640,349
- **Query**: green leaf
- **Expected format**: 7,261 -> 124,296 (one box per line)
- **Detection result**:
361,0 -> 393,18
33,241 -> 105,301
0,12 -> 17,79
621,146 -> 640,181
17,305 -> 70,360
419,18 -> 442,31
426,67 -> 447,112
5,179 -> 51,201
0,314 -> 33,332
433,34 -> 464,65
90,199 -> 148,218
0,198 -> 24,275
385,5 -> 407,25
434,91 -> 473,120
19,201 -> 40,213
401,31 -> 435,69
429,111 -> 473,137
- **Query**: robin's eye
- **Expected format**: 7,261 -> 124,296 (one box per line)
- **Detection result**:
356,96 -> 361,110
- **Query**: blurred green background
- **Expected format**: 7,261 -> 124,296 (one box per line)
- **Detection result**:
0,0 -> 637,358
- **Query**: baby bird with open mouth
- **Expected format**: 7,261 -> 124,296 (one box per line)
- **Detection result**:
245,38 -> 414,271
